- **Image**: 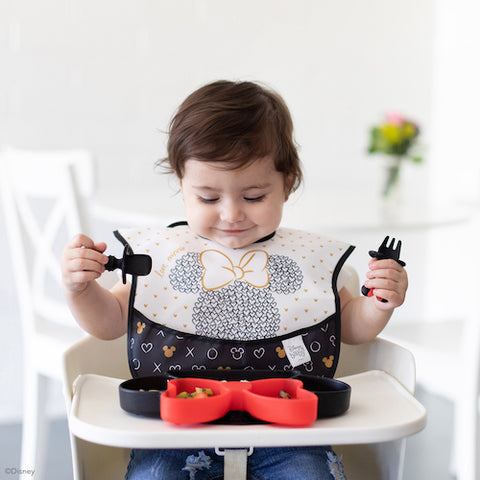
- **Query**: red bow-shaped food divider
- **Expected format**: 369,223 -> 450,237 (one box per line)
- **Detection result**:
160,377 -> 317,426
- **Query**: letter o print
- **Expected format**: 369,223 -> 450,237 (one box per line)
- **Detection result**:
207,348 -> 218,360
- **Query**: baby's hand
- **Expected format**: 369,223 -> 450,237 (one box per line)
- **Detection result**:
364,258 -> 408,309
62,233 -> 108,294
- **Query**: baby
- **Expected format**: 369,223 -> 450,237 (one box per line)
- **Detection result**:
62,80 -> 408,479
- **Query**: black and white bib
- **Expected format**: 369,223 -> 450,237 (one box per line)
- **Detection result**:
115,224 -> 354,378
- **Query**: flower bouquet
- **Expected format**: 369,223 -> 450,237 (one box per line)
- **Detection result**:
368,113 -> 423,198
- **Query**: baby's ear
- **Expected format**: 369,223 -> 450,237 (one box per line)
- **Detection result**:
283,174 -> 294,200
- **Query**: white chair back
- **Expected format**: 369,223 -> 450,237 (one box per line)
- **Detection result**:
1,147 -> 94,330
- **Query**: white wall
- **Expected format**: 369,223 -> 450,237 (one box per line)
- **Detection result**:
0,0 -> 442,421
0,0 -> 435,189
423,0 -> 480,321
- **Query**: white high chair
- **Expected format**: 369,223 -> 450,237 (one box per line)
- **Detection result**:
63,335 -> 423,480
1,147 -> 94,480
62,268 -> 426,480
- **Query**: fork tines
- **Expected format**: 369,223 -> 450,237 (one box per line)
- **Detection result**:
378,236 -> 402,259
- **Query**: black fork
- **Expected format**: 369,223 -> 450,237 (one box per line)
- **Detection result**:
361,236 -> 406,302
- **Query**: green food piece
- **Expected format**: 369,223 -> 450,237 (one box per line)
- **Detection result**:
176,387 -> 214,398
195,387 -> 213,396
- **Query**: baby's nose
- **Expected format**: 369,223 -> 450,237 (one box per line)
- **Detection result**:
220,201 -> 245,223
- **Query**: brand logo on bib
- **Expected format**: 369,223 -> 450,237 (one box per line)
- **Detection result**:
282,335 -> 312,368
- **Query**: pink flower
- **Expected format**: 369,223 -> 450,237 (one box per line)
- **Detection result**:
385,112 -> 405,126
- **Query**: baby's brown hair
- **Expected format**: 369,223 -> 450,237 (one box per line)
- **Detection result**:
162,80 -> 302,194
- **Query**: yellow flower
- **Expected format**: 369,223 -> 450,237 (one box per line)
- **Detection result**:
381,124 -> 401,144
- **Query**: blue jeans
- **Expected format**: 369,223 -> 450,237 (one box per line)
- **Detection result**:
125,446 -> 346,479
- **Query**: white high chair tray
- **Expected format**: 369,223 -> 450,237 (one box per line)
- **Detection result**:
69,370 -> 426,449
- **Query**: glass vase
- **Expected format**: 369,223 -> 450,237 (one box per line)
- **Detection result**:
382,156 -> 403,202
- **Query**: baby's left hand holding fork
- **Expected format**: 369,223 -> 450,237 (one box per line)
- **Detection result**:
364,258 -> 408,309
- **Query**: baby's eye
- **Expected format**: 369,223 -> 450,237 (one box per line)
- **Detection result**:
198,196 -> 219,204
244,195 -> 265,202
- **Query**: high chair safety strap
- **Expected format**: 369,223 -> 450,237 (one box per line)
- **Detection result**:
216,447 -> 253,480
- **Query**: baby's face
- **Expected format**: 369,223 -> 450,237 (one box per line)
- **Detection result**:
179,156 -> 289,249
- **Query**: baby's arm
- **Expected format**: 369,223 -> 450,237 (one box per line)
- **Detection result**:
340,258 -> 408,344
62,233 -> 129,340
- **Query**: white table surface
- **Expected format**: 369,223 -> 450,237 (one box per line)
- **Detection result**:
69,370 -> 426,449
